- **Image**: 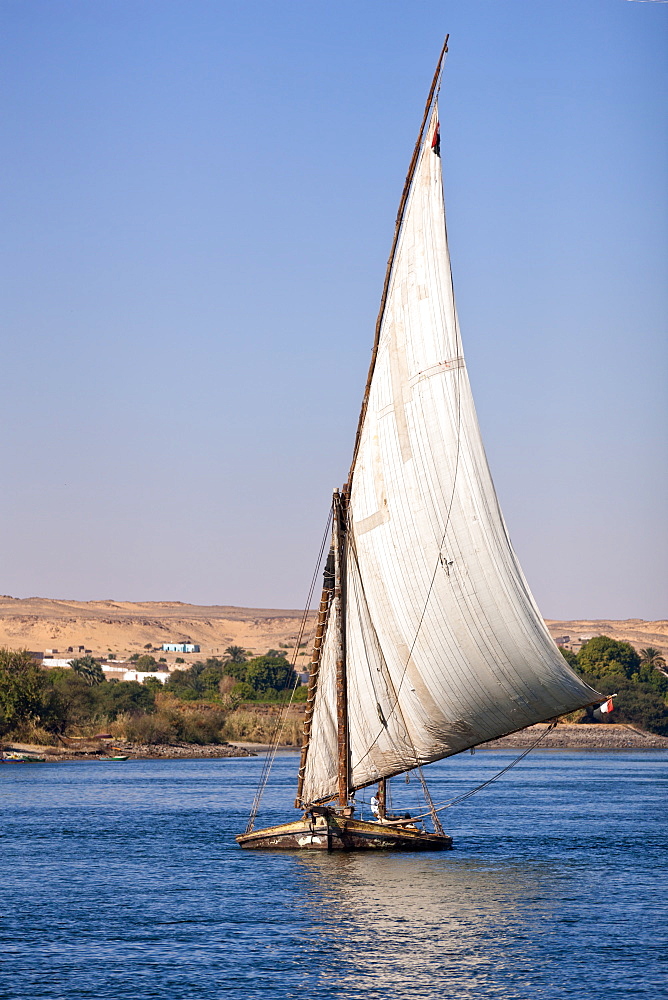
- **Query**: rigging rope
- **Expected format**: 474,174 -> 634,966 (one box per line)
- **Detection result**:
385,722 -> 558,825
415,763 -> 445,836
245,510 -> 333,833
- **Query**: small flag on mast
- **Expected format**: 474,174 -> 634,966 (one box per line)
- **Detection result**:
431,122 -> 441,157
599,696 -> 616,714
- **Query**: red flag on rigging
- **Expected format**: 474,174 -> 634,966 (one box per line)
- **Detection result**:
431,122 -> 441,156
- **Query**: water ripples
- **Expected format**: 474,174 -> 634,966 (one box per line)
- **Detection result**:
1,751 -> 666,999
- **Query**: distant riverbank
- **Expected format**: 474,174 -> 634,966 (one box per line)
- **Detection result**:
233,724 -> 668,754
483,723 -> 668,750
2,740 -> 256,762
4,723 -> 667,763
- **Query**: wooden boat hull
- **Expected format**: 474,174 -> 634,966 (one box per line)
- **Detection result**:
237,815 -> 452,851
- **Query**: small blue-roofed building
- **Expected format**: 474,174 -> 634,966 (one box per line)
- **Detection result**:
162,643 -> 200,653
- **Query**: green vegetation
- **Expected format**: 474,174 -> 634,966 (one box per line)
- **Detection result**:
560,636 -> 668,735
224,645 -> 247,664
121,700 -> 228,745
70,655 -> 105,686
639,647 -> 666,670
0,649 -> 50,736
5,632 -> 664,746
0,646 -> 305,747
230,681 -> 257,701
577,636 -> 640,677
0,650 -> 157,741
135,655 -> 158,671
223,709 -> 302,746
164,654 -> 297,703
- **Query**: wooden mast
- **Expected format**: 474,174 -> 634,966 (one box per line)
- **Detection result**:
332,489 -> 349,808
294,546 -> 334,808
346,35 -> 448,489
377,778 -> 387,820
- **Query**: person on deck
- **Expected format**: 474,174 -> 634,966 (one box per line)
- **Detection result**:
370,794 -> 380,819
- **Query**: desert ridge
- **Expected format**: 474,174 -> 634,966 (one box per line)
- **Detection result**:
544,618 -> 668,658
0,596 -> 314,663
0,595 -> 665,662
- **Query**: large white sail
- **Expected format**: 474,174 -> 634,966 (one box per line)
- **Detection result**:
301,105 -> 599,805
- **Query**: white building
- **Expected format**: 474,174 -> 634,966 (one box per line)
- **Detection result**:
121,670 -> 170,684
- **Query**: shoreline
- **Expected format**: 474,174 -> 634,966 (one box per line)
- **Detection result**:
233,725 -> 668,754
2,741 -> 258,762
4,724 -> 668,763
482,723 -> 668,751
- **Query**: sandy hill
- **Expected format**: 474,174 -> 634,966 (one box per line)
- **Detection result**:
0,596 -> 665,663
0,597 -> 313,663
544,618 -> 668,658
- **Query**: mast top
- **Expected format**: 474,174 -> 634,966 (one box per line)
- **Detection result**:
347,36 -> 449,485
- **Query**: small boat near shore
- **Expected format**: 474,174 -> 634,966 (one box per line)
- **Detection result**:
2,751 -> 47,763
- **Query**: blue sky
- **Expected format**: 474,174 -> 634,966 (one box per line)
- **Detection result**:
1,0 -> 666,618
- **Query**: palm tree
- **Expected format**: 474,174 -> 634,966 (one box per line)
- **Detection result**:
639,647 -> 666,671
225,645 -> 247,664
70,655 -> 105,686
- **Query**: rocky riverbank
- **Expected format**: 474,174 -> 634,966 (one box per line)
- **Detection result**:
4,724 -> 667,763
2,740 -> 256,762
105,741 -> 257,759
482,723 -> 668,750
226,724 -> 668,753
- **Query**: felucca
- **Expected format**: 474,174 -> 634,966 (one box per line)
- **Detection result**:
237,38 -> 601,852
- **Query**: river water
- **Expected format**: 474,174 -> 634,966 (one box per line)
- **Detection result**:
2,750 -> 666,1000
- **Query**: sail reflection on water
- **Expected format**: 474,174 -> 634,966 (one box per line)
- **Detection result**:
295,852 -> 559,997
